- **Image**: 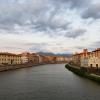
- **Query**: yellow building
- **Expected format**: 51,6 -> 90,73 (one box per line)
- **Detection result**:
73,48 -> 100,69
88,49 -> 100,68
0,52 -> 21,65
72,49 -> 90,67
72,53 -> 81,66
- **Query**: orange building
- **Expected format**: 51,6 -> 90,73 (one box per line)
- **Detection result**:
72,49 -> 90,67
21,52 -> 39,64
80,49 -> 90,67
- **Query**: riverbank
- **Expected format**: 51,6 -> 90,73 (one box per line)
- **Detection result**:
65,64 -> 100,83
0,63 -> 46,72
0,62 -> 67,72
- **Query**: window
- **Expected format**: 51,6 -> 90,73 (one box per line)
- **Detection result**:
90,64 -> 92,67
96,64 -> 98,69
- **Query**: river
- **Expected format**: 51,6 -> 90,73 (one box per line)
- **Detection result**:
0,64 -> 100,100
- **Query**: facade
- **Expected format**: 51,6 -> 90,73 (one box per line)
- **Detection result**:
72,49 -> 90,67
80,49 -> 90,67
42,56 -> 69,64
39,56 -> 49,64
28,53 -> 39,64
45,56 -> 56,63
38,55 -> 44,64
38,55 -> 56,64
0,52 -> 21,65
88,48 -> 100,68
67,57 -> 72,62
72,48 -> 100,69
21,52 -> 39,64
72,53 -> 81,67
56,56 -> 69,62
21,52 -> 29,64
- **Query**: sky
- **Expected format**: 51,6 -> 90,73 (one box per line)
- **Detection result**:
0,0 -> 100,54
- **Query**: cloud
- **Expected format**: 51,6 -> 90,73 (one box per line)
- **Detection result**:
90,41 -> 100,48
82,3 -> 100,19
0,0 -> 89,34
0,0 -> 99,53
28,43 -> 50,52
51,0 -> 89,9
0,0 -> 48,31
23,42 -> 69,53
65,28 -> 86,38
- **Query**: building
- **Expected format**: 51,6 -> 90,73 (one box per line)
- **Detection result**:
88,48 -> 100,69
45,56 -> 56,63
80,49 -> 90,67
72,48 -> 100,69
28,53 -> 39,64
72,53 -> 81,66
21,52 -> 29,64
38,55 -> 44,64
67,57 -> 72,62
72,49 -> 90,67
42,56 -> 49,64
0,52 -> 21,65
56,56 -> 68,63
21,52 -> 39,64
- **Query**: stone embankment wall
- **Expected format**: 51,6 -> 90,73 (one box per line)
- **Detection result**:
0,63 -> 45,72
0,62 -> 67,72
65,64 -> 100,83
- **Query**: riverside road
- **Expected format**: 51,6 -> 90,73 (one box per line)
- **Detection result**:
0,64 -> 100,100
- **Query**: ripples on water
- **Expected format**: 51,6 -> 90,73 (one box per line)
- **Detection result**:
0,64 -> 100,100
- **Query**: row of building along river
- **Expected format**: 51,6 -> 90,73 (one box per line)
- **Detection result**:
0,52 -> 71,71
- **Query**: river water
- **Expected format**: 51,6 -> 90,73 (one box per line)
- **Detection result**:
0,64 -> 100,100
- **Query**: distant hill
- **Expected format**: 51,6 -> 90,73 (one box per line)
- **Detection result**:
38,52 -> 72,57
37,52 -> 55,56
55,53 -> 72,57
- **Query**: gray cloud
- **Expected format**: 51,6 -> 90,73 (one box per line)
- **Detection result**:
51,0 -> 89,9
0,0 -> 97,40
0,0 -> 48,31
82,3 -> 100,19
0,0 -> 70,35
65,28 -> 86,38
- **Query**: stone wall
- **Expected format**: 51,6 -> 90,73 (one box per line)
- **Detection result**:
0,63 -> 42,72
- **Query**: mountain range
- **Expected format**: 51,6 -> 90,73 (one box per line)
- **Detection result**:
38,52 -> 72,57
